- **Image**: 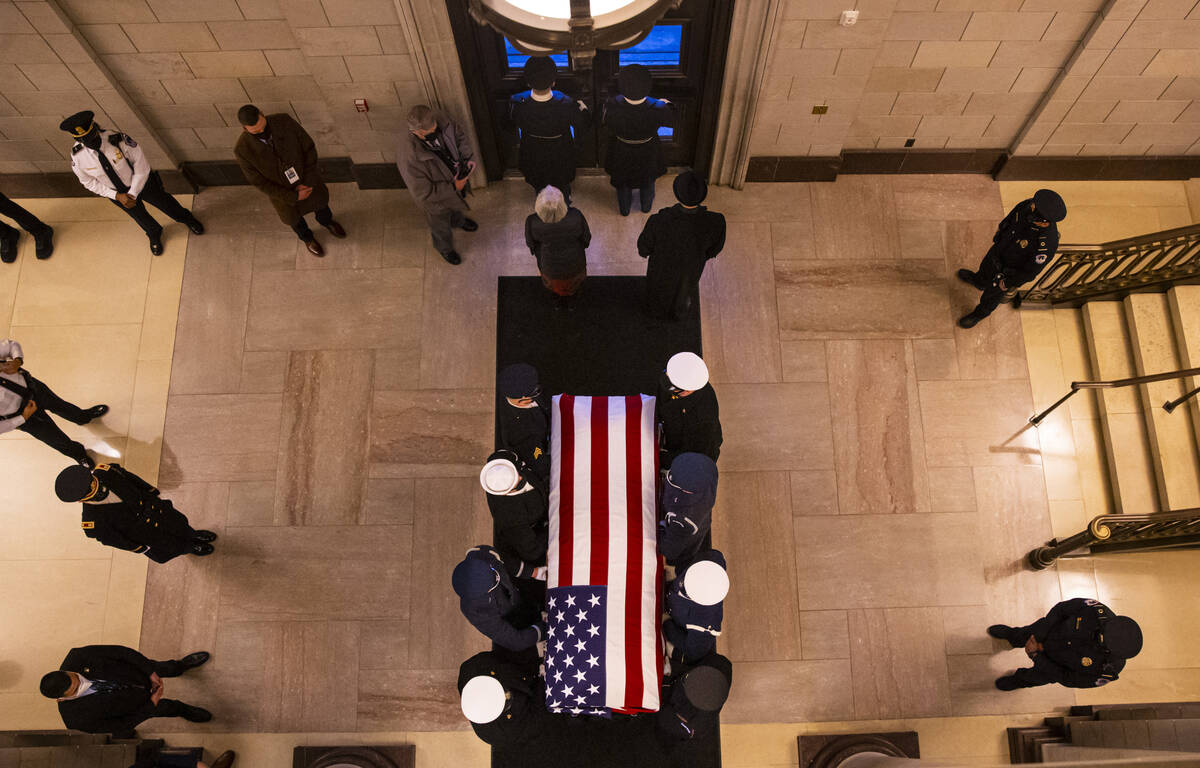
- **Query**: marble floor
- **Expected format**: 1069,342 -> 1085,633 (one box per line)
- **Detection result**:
2,175 -> 1200,768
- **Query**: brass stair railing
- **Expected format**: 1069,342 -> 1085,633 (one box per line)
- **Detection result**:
1028,367 -> 1200,427
1013,223 -> 1200,308
1027,509 -> 1200,569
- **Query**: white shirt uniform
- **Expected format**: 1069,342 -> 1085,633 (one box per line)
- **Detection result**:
0,339 -> 28,434
70,130 -> 150,201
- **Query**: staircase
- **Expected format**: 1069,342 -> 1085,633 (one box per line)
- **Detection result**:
1008,701 -> 1200,762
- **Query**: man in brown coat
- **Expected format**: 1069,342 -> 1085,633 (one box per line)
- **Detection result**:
234,104 -> 345,257
396,105 -> 477,265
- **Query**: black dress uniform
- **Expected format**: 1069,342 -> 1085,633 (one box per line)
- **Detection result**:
990,598 -> 1143,690
638,172 -> 726,320
48,644 -> 212,737
483,449 -> 549,577
656,372 -> 722,465
659,453 -> 718,568
655,653 -> 732,745
55,463 -> 216,563
509,56 -> 590,201
663,550 -> 726,666
457,651 -> 547,748
958,188 -> 1065,328
498,364 -> 551,483
452,545 -> 545,651
60,111 -> 202,255
603,64 -> 673,215
0,191 -> 53,262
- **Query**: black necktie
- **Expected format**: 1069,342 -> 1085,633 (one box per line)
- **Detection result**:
95,151 -> 129,193
89,678 -> 145,695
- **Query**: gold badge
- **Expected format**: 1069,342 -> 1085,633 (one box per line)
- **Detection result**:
534,446 -> 543,459
113,150 -> 123,161
1081,656 -> 1093,666
1018,239 -> 1029,248
81,521 -> 94,529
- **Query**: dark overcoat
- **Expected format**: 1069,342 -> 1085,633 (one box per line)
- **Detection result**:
234,113 -> 329,226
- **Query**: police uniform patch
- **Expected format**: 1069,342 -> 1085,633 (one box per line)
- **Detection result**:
81,521 -> 94,529
1018,239 -> 1029,248
1081,656 -> 1093,666
1036,253 -> 1048,264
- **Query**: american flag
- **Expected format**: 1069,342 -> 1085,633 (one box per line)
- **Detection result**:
547,394 -> 663,714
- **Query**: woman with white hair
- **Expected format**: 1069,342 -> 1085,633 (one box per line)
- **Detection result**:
524,185 -> 591,306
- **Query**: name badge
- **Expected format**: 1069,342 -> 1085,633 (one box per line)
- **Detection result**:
284,166 -> 300,184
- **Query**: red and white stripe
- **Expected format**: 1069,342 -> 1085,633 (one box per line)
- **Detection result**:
548,394 -> 663,712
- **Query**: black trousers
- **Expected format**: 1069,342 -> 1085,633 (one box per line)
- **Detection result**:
616,183 -> 655,215
0,192 -> 51,240
965,245 -> 1007,320
112,171 -> 193,241
15,374 -> 89,463
290,206 -> 334,242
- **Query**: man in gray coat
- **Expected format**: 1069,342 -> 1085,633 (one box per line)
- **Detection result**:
396,105 -> 478,265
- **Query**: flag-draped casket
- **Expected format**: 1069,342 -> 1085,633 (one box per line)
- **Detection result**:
546,394 -> 663,714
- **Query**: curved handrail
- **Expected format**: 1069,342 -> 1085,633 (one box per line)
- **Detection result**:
1029,367 -> 1200,426
1027,508 -> 1200,569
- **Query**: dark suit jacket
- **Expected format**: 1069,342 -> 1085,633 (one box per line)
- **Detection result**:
58,645 -> 155,736
234,113 -> 329,226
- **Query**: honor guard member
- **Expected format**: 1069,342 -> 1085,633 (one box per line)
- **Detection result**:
509,56 -> 590,203
497,363 -> 551,483
40,644 -> 213,737
481,451 -> 549,579
638,171 -> 726,320
989,598 -> 1142,690
452,545 -> 546,652
659,452 -> 718,569
1,339 -> 104,467
957,188 -> 1066,329
458,651 -> 547,748
657,352 -> 722,466
55,464 -> 217,563
663,550 -> 727,667
655,653 -> 732,745
1,191 -> 54,262
60,111 -> 203,255
603,64 -> 673,216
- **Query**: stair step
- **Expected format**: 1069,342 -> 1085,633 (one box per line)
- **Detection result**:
1168,285 -> 1200,446
1124,294 -> 1200,510
1082,301 -> 1160,514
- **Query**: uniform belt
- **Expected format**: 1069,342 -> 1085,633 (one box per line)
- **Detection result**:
617,136 -> 653,145
526,133 -> 563,140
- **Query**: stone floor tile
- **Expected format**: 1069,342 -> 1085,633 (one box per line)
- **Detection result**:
928,466 -> 977,512
274,350 -> 373,525
719,383 -> 834,472
702,222 -> 783,383
417,255 -> 499,390
800,610 -> 850,659
225,480 -> 276,527
712,472 -> 801,662
286,621 -> 360,732
358,619 -> 411,670
771,213 -> 816,261
942,605 -> 992,655
369,389 -> 493,478
720,659 -> 855,724
848,607 -> 952,719
780,340 -> 827,382
159,394 -> 282,485
361,478 -> 415,525
892,175 -> 1005,222
899,218 -> 946,261
776,259 -> 954,339
1093,550 -> 1200,670
239,350 -> 289,394
251,230 -> 301,273
810,176 -> 900,262
827,340 -> 930,515
912,338 -> 960,380
293,196 -> 385,271
794,513 -> 985,610
789,470 -> 839,515
947,652 -> 1074,716
918,379 -> 1040,467
373,341 -> 422,391
357,668 -> 465,731
382,225 -> 436,268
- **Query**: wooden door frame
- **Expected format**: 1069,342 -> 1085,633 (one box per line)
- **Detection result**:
444,0 -> 735,182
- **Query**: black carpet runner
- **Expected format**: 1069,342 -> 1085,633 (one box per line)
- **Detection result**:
490,276 -> 720,768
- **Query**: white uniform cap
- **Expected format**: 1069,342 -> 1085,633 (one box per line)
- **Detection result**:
480,458 -> 520,495
666,352 -> 709,391
0,340 -> 23,361
683,560 -> 729,606
461,675 -> 506,724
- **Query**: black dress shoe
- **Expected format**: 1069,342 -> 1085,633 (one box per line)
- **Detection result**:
1,234 -> 17,263
324,220 -> 346,238
192,530 -> 218,543
987,624 -> 1011,639
186,218 -> 204,235
84,404 -> 109,421
150,238 -> 164,256
210,750 -> 236,768
957,313 -> 982,329
190,542 -> 215,556
181,651 -> 211,668
180,705 -> 212,722
34,227 -> 54,259
459,218 -> 478,232
440,250 -> 462,265
305,239 -> 324,257
956,269 -> 979,286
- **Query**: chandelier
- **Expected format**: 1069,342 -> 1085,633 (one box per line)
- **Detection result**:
468,0 -> 681,69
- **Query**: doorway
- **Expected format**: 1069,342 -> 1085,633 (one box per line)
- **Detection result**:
445,0 -> 734,182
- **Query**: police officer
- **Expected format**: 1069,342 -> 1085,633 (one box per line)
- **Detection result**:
59,111 -> 203,255
1,339 -> 104,467
480,450 -> 548,579
452,545 -> 546,652
54,463 -> 217,563
638,171 -> 726,320
663,550 -> 727,667
457,651 -> 547,748
0,191 -> 54,262
659,452 -> 718,569
988,598 -> 1142,690
957,188 -> 1066,329
603,64 -> 673,216
509,56 -> 590,203
655,653 -> 732,745
497,363 -> 550,483
657,352 -> 722,466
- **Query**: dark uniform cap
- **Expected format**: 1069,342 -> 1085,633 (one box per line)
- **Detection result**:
680,665 -> 730,711
1032,189 -> 1067,222
524,56 -> 557,90
452,556 -> 496,598
59,110 -> 98,139
55,464 -> 95,502
1106,615 -> 1143,659
499,363 -> 541,399
668,452 -> 718,494
673,170 -> 708,206
618,64 -> 652,101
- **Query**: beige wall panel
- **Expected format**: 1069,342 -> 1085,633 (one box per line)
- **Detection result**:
961,90 -> 1042,115
1138,0 -> 1200,19
773,48 -> 849,76
56,0 -> 155,24
1010,66 -> 1061,91
935,0 -> 1022,9
160,77 -> 249,104
961,11 -> 1055,40
1116,20 -> 1200,48
1076,141 -> 1149,154
892,91 -> 969,114
1164,77 -> 1200,98
1047,121 -> 1134,143
935,66 -> 1019,92
120,79 -> 173,105
236,0 -> 285,19
293,26 -> 381,56
835,49 -> 878,75
875,40 -> 919,66
911,41 -> 999,67
914,114 -> 992,137
1078,74 -> 1174,100
0,114 -> 63,140
264,48 -> 309,75
1042,11 -> 1100,40
140,103 -> 227,128
803,19 -> 889,48
239,74 -> 321,101
122,23 -> 219,53
773,19 -> 808,48
865,66 -> 944,92
1096,48 -> 1158,75
207,20 -> 297,50
144,0 -> 244,21
0,138 -> 62,160
1123,121 -> 1200,144
16,61 -> 81,90
788,74 -> 869,98
374,24 -> 409,54
0,2 -> 38,33
990,40 -> 1077,67
1178,101 -> 1200,121
885,11 -> 971,40
100,52 -> 193,80
784,0 -> 850,17
1106,99 -> 1190,122
1143,49 -> 1200,75
278,0 -> 329,27
319,0 -> 399,26
1064,99 -> 1118,122
0,64 -> 38,93
0,33 -> 60,64
849,113 -> 922,136
306,55 -> 351,84
343,54 -> 417,83
18,1 -> 72,34
77,24 -> 136,54
182,50 -> 273,78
